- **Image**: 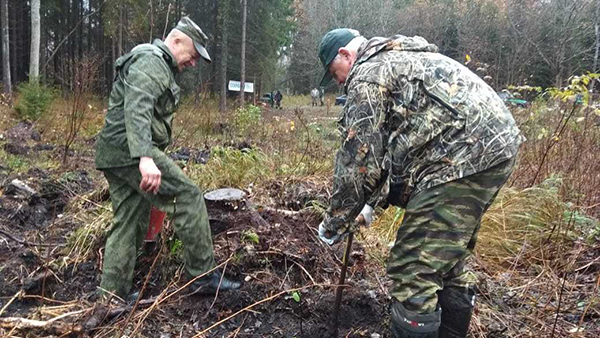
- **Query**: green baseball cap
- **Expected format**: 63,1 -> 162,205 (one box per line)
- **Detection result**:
318,28 -> 359,86
176,17 -> 211,63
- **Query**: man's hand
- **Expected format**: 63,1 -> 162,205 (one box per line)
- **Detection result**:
356,204 -> 374,227
139,157 -> 161,194
318,204 -> 374,246
318,221 -> 346,246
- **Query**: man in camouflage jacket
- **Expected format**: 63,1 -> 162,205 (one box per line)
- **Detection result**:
95,17 -> 240,301
317,29 -> 523,338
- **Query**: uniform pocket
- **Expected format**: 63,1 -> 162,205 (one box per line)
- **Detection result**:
165,83 -> 180,113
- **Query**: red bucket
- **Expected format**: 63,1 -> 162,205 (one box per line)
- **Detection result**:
145,207 -> 166,242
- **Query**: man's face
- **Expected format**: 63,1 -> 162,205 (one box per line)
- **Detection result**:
328,51 -> 353,85
173,36 -> 201,72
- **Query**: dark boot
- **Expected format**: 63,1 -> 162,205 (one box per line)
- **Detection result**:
437,286 -> 475,338
188,270 -> 241,295
390,300 -> 440,338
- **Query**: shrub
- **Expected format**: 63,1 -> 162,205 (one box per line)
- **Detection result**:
233,104 -> 262,135
14,81 -> 56,121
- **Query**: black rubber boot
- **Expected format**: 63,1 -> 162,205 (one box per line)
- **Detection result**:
188,270 -> 242,295
390,300 -> 441,338
437,286 -> 475,338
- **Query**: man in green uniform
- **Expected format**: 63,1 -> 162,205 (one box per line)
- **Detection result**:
316,29 -> 524,338
95,17 -> 240,301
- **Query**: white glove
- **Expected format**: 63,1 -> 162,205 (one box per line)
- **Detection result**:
318,221 -> 346,246
356,204 -> 374,227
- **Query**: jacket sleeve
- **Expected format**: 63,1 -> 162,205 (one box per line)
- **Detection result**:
122,54 -> 170,159
321,81 -> 390,236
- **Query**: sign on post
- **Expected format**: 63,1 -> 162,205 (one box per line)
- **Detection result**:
228,81 -> 254,93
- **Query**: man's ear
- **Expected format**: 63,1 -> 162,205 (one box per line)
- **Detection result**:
338,47 -> 351,59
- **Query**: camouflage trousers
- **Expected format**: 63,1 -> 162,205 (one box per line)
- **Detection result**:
99,148 -> 215,298
387,156 -> 516,314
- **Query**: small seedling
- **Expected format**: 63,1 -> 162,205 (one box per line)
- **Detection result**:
169,239 -> 183,255
292,291 -> 301,303
241,229 -> 259,245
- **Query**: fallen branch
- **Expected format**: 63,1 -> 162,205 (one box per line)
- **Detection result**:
0,310 -> 85,335
0,229 -> 65,248
261,207 -> 304,216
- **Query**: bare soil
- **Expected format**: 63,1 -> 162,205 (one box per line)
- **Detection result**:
0,116 -> 390,338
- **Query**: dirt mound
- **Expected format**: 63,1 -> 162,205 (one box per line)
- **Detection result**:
0,169 -> 94,229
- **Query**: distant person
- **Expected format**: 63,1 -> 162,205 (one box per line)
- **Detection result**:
274,90 -> 283,109
316,28 -> 524,338
311,88 -> 320,106
319,87 -> 325,106
95,17 -> 241,302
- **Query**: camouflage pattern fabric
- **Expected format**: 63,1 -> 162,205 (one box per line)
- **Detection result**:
96,40 -> 215,298
320,34 -> 524,238
387,157 -> 516,314
100,148 -> 215,298
95,39 -> 180,169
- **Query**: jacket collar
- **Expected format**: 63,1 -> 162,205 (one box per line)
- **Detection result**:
153,39 -> 179,71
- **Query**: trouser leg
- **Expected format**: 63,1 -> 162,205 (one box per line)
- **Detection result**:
387,157 -> 516,337
100,148 -> 216,296
100,172 -> 151,299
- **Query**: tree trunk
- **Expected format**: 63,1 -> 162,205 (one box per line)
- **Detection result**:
149,0 -> 153,43
118,0 -> 124,56
9,0 -> 16,86
219,0 -> 229,113
29,0 -> 40,83
239,0 -> 247,104
592,2 -> 599,94
1,0 -> 11,94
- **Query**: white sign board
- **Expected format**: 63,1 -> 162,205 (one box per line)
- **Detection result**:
228,80 -> 254,93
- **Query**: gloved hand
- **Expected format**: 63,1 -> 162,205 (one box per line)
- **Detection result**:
356,204 -> 374,227
318,221 -> 346,246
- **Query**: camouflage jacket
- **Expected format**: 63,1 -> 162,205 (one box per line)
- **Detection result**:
95,39 -> 180,169
322,35 -> 524,237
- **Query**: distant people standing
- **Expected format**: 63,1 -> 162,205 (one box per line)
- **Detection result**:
311,88 -> 320,106
274,90 -> 283,109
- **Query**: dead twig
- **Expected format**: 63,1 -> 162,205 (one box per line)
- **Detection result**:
0,290 -> 24,317
192,284 -> 329,337
0,229 -> 65,248
128,260 -> 232,336
228,313 -> 249,338
290,259 -> 316,286
117,240 -> 163,338
205,260 -> 229,319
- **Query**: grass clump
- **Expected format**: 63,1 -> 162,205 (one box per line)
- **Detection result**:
64,206 -> 112,266
188,146 -> 272,190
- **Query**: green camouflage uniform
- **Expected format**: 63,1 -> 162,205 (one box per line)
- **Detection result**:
320,35 -> 523,318
95,40 -> 215,298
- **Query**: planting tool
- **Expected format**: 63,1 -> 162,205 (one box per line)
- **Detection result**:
332,214 -> 364,337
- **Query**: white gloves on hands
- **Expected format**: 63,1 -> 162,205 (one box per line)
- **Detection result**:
357,204 -> 374,227
318,204 -> 374,246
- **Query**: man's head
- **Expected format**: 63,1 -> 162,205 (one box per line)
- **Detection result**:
165,17 -> 211,72
318,28 -> 365,86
